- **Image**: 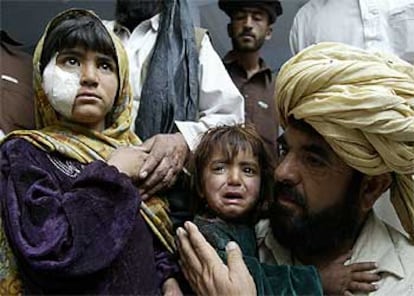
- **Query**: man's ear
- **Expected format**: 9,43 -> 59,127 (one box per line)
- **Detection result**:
360,173 -> 392,212
265,25 -> 272,41
227,23 -> 233,38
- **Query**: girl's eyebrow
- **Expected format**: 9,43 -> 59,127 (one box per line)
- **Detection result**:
240,160 -> 259,167
210,158 -> 226,163
95,52 -> 115,61
59,48 -> 84,56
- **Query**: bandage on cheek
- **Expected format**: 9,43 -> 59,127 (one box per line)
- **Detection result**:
42,53 -> 81,118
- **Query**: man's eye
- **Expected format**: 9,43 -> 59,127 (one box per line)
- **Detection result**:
233,12 -> 247,20
304,154 -> 326,168
253,14 -> 264,21
278,144 -> 288,158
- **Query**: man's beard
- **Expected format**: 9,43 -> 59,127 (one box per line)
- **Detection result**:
116,0 -> 160,31
231,32 -> 266,53
269,174 -> 364,257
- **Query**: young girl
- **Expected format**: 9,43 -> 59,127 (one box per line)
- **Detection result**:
190,124 -> 378,295
0,9 -> 180,295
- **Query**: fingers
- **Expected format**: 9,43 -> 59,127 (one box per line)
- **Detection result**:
162,278 -> 183,296
138,147 -> 163,179
107,147 -> 148,178
348,281 -> 378,293
137,136 -> 154,153
184,222 -> 222,264
139,157 -> 180,197
143,168 -> 178,198
349,262 -> 377,272
225,242 -> 246,273
137,134 -> 187,196
176,224 -> 202,276
351,271 -> 381,283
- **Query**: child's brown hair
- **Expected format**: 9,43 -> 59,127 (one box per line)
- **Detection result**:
190,124 -> 274,222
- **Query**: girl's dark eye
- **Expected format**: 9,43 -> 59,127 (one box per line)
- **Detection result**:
64,57 -> 80,68
99,62 -> 114,72
243,166 -> 257,176
212,165 -> 225,173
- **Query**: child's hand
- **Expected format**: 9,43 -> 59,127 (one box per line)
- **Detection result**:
162,277 -> 183,296
318,251 -> 380,295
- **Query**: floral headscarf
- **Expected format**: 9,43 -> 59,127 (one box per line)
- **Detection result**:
5,8 -> 140,161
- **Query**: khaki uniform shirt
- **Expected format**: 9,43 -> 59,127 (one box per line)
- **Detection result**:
223,51 -> 278,151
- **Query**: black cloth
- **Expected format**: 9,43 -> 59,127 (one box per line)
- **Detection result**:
194,216 -> 323,296
0,31 -> 35,133
135,0 -> 199,140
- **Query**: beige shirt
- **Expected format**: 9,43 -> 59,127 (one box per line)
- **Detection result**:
256,213 -> 414,295
289,0 -> 414,64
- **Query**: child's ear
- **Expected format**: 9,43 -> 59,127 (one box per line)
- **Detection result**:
359,173 -> 392,213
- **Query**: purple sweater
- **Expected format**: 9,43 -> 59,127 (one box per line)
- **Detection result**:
0,138 -> 178,294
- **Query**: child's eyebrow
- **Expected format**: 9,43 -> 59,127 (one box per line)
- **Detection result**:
59,48 -> 84,56
210,158 -> 227,163
240,160 -> 259,167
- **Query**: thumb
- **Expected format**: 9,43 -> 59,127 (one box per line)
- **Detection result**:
139,136 -> 155,151
335,250 -> 353,264
225,241 -> 248,274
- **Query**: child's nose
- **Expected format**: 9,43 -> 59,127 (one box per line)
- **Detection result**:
228,167 -> 242,185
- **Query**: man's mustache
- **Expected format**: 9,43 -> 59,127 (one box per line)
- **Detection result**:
274,182 -> 306,208
238,30 -> 255,39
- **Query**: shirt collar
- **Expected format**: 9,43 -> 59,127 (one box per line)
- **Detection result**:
223,50 -> 272,77
112,13 -> 160,39
136,13 -> 160,33
350,212 -> 405,279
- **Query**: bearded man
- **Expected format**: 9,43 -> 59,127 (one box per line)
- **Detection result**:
219,0 -> 282,151
177,42 -> 414,296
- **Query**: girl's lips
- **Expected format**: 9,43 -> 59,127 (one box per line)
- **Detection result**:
223,191 -> 243,199
77,93 -> 100,99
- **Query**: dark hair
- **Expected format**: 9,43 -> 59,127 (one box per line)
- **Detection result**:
190,124 -> 274,222
115,0 -> 163,32
40,14 -> 117,74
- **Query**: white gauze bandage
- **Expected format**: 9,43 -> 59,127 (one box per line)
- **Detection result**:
42,53 -> 81,118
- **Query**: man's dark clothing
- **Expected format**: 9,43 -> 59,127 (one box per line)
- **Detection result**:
0,31 -> 35,134
223,51 -> 278,151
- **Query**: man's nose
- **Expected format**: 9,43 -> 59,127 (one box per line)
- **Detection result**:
80,63 -> 98,86
274,154 -> 300,185
243,15 -> 254,28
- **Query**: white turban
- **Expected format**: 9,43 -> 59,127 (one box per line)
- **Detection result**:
275,42 -> 414,240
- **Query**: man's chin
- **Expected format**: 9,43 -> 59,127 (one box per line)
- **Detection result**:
269,202 -> 304,249
234,44 -> 260,53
